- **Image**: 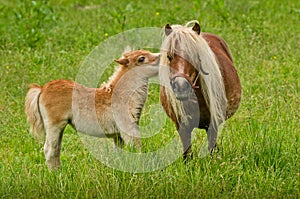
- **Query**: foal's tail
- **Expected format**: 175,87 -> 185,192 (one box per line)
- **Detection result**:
25,84 -> 44,140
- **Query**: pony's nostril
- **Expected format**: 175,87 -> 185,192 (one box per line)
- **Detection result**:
171,81 -> 179,92
183,81 -> 190,91
171,77 -> 191,93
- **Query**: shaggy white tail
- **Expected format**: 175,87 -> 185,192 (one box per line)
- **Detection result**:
25,84 -> 44,139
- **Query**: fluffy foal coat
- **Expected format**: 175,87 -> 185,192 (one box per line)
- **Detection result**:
25,50 -> 159,169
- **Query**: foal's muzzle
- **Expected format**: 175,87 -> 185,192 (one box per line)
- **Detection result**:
170,75 -> 192,101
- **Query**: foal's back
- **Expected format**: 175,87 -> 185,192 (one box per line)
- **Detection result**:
38,80 -> 113,137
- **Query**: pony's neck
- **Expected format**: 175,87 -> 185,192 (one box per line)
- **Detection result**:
104,66 -> 129,90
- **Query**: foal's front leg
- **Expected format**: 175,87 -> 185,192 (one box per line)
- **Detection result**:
44,122 -> 66,170
113,134 -> 125,148
120,126 -> 142,149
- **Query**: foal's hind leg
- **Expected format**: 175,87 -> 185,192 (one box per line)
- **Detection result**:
44,122 -> 67,170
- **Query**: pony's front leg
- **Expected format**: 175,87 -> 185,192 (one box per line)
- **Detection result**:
178,125 -> 194,161
44,123 -> 66,170
206,120 -> 219,152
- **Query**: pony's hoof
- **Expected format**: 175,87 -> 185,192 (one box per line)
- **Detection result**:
183,152 -> 194,164
209,143 -> 219,158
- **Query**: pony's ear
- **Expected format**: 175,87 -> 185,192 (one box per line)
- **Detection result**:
165,24 -> 172,36
192,23 -> 201,35
114,58 -> 129,66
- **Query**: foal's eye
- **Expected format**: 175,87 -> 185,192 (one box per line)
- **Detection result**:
138,56 -> 145,63
167,54 -> 173,61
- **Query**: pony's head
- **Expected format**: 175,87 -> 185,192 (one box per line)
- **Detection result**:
159,20 -> 227,125
160,21 -> 204,101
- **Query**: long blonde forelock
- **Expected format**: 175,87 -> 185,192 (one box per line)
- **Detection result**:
159,20 -> 227,128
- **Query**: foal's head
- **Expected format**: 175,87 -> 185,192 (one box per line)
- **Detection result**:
114,49 -> 160,79
115,50 -> 160,69
162,23 -> 202,101
105,50 -> 160,91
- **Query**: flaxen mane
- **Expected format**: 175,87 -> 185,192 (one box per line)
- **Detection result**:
159,20 -> 227,128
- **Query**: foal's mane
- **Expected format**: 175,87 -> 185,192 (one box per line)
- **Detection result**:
159,20 -> 227,127
103,65 -> 128,91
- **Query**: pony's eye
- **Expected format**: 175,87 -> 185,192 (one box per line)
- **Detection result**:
167,54 -> 173,61
138,56 -> 145,63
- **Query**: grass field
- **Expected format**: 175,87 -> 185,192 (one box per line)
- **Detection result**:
1,0 -> 299,198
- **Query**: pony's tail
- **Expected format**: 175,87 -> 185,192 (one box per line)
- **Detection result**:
25,84 -> 44,140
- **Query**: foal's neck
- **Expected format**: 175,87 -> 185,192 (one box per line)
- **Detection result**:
104,66 -> 129,90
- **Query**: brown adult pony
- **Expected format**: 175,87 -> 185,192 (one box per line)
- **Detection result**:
159,20 -> 242,159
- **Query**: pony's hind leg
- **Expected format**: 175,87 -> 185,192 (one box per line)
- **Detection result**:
44,122 -> 67,170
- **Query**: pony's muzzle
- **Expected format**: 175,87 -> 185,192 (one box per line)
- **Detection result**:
170,76 -> 192,101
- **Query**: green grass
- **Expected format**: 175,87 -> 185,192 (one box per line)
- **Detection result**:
1,0 -> 299,198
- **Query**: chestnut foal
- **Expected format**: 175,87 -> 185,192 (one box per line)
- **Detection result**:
25,50 -> 159,169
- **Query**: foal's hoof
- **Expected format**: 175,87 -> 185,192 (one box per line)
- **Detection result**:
46,159 -> 61,170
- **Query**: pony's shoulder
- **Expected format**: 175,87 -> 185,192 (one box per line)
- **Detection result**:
201,32 -> 225,43
201,32 -> 233,62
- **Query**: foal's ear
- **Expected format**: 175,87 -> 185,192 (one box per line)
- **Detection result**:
165,24 -> 172,36
114,58 -> 129,66
192,23 -> 201,35
124,45 -> 132,53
